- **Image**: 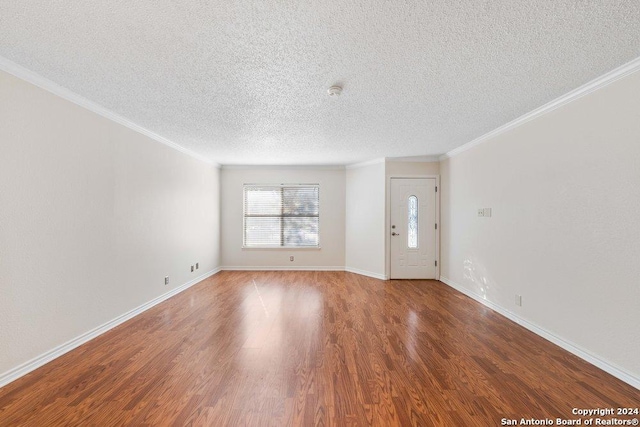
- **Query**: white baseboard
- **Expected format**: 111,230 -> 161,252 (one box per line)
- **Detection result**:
439,276 -> 640,390
0,268 -> 221,389
221,266 -> 345,271
221,265 -> 388,281
344,267 -> 388,281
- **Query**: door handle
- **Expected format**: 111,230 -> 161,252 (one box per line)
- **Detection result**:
391,232 -> 400,236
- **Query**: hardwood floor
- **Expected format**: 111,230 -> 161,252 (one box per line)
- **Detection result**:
0,271 -> 638,426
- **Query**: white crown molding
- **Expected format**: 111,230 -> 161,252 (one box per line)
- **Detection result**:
346,157 -> 386,170
0,55 -> 217,167
0,268 -> 222,389
221,164 -> 345,171
440,55 -> 640,161
439,276 -> 640,390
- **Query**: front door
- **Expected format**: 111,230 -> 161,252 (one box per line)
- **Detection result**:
390,178 -> 437,279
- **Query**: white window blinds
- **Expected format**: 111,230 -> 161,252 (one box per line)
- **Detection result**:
243,184 -> 320,247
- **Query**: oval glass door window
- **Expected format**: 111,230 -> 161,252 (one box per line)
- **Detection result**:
408,195 -> 418,248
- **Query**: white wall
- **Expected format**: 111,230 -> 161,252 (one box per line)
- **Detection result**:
220,166 -> 345,269
385,160 -> 440,177
440,69 -> 640,384
345,161 -> 387,279
0,70 -> 220,382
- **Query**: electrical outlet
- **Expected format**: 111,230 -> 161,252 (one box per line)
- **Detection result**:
190,265 -> 194,272
477,208 -> 484,217
196,262 -> 199,270
515,295 -> 522,306
290,256 -> 294,262
165,276 -> 169,285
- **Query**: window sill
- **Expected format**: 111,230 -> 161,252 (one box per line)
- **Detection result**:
242,246 -> 321,250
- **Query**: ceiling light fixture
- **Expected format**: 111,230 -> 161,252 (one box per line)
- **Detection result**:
328,85 -> 342,96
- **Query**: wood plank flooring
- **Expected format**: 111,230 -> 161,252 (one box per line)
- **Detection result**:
0,271 -> 638,426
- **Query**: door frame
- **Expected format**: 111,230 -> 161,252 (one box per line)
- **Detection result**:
386,175 -> 440,280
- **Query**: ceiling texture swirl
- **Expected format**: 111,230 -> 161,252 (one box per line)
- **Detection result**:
1,1 -> 640,165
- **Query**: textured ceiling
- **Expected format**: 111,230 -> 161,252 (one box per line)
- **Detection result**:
1,1 -> 640,165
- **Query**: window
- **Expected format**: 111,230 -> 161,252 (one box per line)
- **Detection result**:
243,184 -> 319,247
407,195 -> 418,248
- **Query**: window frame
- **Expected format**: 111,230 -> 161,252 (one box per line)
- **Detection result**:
242,183 -> 321,249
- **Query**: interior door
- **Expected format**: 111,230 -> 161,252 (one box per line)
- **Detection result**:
390,178 -> 437,279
